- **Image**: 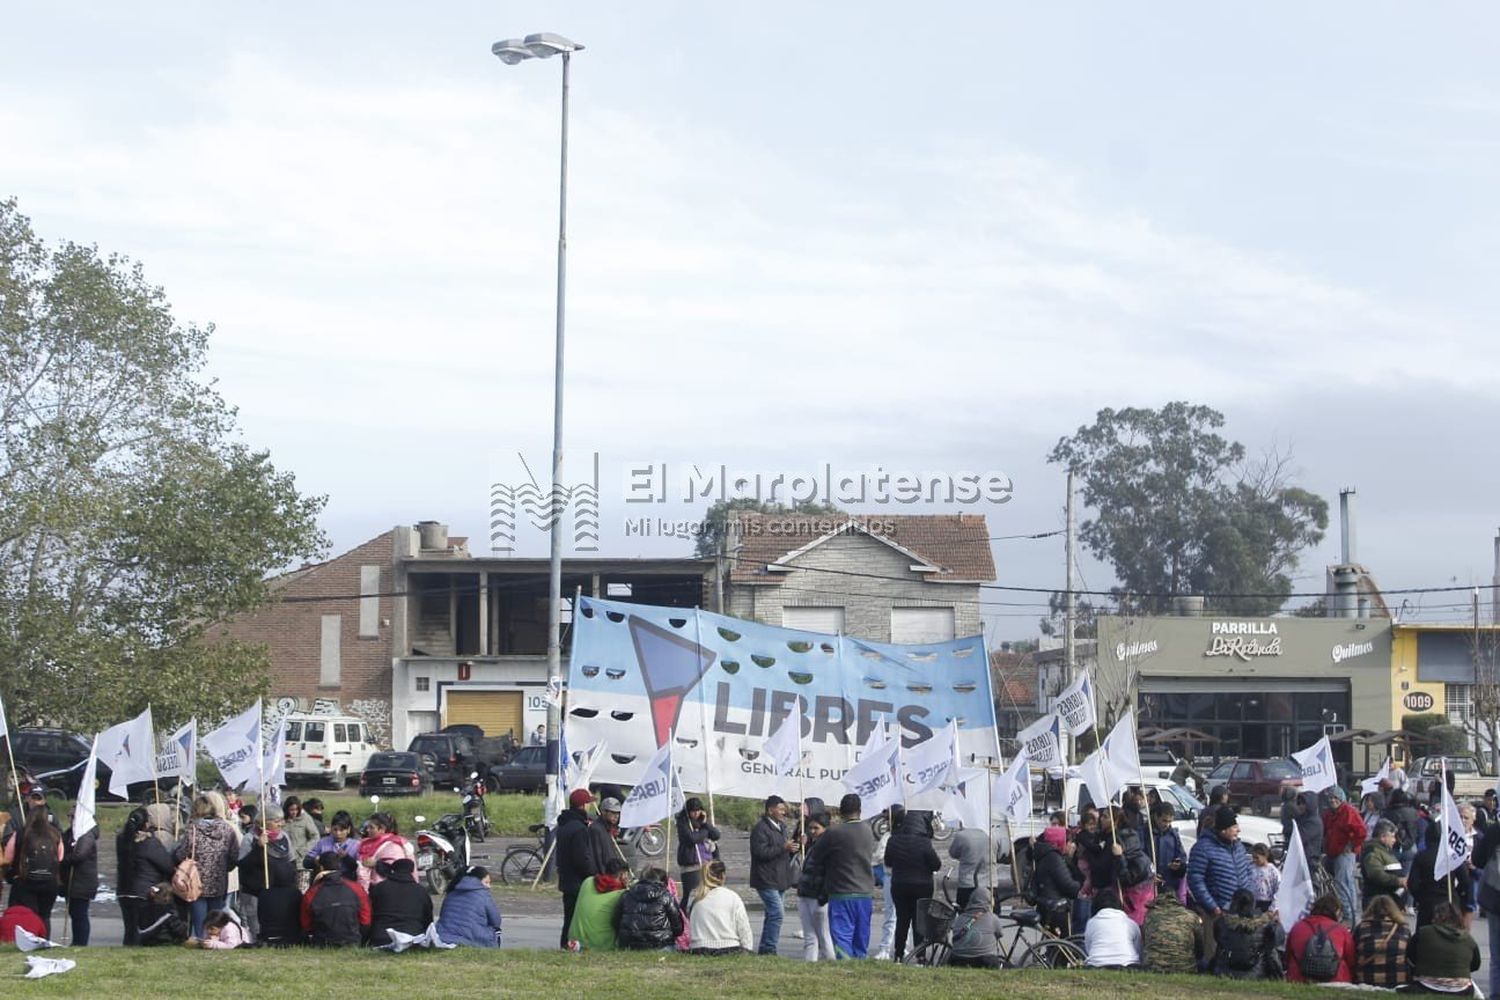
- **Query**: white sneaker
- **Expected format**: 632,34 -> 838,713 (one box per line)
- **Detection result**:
873,950 -> 891,961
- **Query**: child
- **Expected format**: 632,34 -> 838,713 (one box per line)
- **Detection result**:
1247,843 -> 1280,911
197,909 -> 248,949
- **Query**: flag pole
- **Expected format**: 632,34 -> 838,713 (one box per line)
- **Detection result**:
148,704 -> 161,806
1443,757 -> 1453,904
796,722 -> 806,860
693,610 -> 716,828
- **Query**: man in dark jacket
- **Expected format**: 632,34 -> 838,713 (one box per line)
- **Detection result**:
1188,805 -> 1252,960
615,866 -> 684,949
301,852 -> 371,946
883,809 -> 939,962
555,789 -> 597,950
368,857 -> 433,948
1151,802 -> 1188,902
809,793 -> 876,959
586,797 -> 624,878
749,795 -> 797,955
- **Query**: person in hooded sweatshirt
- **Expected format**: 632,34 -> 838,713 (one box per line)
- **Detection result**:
947,886 -> 1006,968
368,857 -> 433,948
569,856 -> 631,951
883,808 -> 940,963
1406,900 -> 1481,996
1293,791 -> 1327,874
1030,826 -> 1082,937
1209,888 -> 1281,979
615,866 -> 684,950
946,821 -> 992,911
435,865 -> 503,948
256,855 -> 305,947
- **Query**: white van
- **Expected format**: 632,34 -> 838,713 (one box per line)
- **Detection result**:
283,714 -> 376,789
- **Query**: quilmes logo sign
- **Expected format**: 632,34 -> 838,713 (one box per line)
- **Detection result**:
489,452 -> 600,553
1331,641 -> 1375,664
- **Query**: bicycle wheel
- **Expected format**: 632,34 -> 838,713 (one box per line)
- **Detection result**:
1020,937 -> 1087,969
500,847 -> 543,885
901,942 -> 950,967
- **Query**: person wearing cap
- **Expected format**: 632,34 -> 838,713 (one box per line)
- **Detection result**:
368,856 -> 433,948
587,796 -> 626,877
749,794 -> 798,955
436,865 -> 503,947
556,788 -> 598,949
1322,785 -> 1368,929
1187,804 -> 1252,961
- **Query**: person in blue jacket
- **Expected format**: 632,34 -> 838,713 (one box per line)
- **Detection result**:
435,866 -> 502,947
1187,805 -> 1252,924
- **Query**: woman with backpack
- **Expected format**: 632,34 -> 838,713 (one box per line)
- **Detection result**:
1209,888 -> 1281,979
1353,894 -> 1410,989
3,805 -> 63,938
174,791 -> 242,942
1286,892 -> 1356,983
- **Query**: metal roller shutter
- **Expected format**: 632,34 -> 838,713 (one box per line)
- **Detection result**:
444,690 -> 524,741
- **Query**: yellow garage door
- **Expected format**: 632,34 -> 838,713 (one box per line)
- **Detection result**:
444,690 -> 524,741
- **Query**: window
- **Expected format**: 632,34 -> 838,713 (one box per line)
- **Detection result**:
1231,762 -> 1254,780
334,723 -> 347,742
304,721 -> 325,742
320,614 -> 342,686
415,676 -> 430,693
1447,684 -> 1473,728
890,607 -> 956,643
783,606 -> 846,634
348,724 -> 362,743
285,721 -> 302,742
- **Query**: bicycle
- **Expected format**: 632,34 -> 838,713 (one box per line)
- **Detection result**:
901,897 -> 957,967
994,904 -> 1088,969
499,824 -> 549,885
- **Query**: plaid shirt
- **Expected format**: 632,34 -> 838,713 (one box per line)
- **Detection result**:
1354,916 -> 1410,988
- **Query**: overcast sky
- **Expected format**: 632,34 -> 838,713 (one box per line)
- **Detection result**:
6,3 -> 1499,639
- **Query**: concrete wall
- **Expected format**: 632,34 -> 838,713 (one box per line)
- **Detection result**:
726,529 -> 982,641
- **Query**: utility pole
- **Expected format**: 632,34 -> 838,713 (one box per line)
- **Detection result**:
1064,470 -> 1076,763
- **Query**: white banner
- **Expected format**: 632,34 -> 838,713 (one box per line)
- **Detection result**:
262,714 -> 288,790
1434,774 -> 1471,880
1017,712 -> 1063,771
71,738 -> 99,840
902,719 -> 958,797
996,748 -> 1032,822
620,740 -> 684,830
96,707 -> 156,798
1291,735 -> 1336,794
1360,757 -> 1391,799
941,767 -> 991,830
202,700 -> 263,790
1275,819 -> 1315,934
843,728 -> 903,816
564,739 -> 608,794
1054,671 -> 1097,737
1101,711 -> 1141,800
763,714 -> 803,779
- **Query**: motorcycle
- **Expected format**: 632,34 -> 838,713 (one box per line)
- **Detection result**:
414,812 -> 471,895
460,772 -> 491,842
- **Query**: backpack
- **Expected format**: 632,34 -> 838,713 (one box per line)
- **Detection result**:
19,833 -> 58,885
172,828 -> 203,902
1120,849 -> 1153,888
1301,924 -> 1342,981
309,877 -> 363,946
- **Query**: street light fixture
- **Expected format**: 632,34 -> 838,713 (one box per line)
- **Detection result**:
491,32 -> 583,823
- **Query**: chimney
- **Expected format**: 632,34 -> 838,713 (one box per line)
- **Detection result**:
416,520 -> 449,552
1493,529 -> 1499,625
1339,488 -> 1357,565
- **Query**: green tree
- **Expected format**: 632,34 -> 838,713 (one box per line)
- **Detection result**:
0,198 -> 327,731
692,498 -> 844,558
1047,402 -> 1327,616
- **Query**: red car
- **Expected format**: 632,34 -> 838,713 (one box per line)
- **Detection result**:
1205,758 -> 1303,815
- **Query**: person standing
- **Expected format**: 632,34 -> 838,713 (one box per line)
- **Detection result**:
281,797 -> 320,869
883,809 -> 939,962
1360,819 -> 1407,907
795,812 -> 835,961
3,804 -> 63,939
1472,811 -> 1500,999
748,795 -> 797,955
555,788 -> 597,950
586,798 -> 624,877
1151,801 -> 1188,904
1186,805 -> 1252,961
60,822 -> 99,945
946,820 -> 991,910
1322,787 -> 1367,929
809,793 -> 876,959
674,797 -> 720,899
175,791 -> 246,943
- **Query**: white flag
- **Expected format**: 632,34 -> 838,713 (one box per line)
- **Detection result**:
262,714 -> 288,790
1274,819 -> 1316,934
161,719 -> 197,787
71,737 -> 99,840
620,740 -> 684,829
0,689 -> 11,744
1100,711 -> 1141,800
842,727 -> 903,816
96,707 -> 156,798
941,768 -> 991,830
763,713 -> 804,778
1054,670 -> 1097,737
202,700 -> 263,790
1017,713 -> 1063,770
1360,757 -> 1392,799
1434,775 -> 1472,879
1079,745 -> 1112,811
23,956 -> 75,979
902,720 -> 958,797
1291,735 -> 1337,794
995,748 -> 1033,822
564,739 -> 608,793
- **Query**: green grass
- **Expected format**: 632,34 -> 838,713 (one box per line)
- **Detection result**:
0,947 -> 1343,999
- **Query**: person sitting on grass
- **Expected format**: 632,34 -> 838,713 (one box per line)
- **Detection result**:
435,865 -> 503,948
257,856 -> 305,947
1208,888 -> 1280,980
688,860 -> 753,955
616,866 -> 685,951
569,856 -> 631,951
1404,901 -> 1481,996
302,851 -> 371,946
1286,892 -> 1356,983
947,886 -> 1006,969
1354,893 -> 1410,989
195,909 -> 249,950
1083,889 -> 1142,970
369,857 -> 433,949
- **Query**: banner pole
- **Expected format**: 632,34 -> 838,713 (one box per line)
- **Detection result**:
150,710 -> 162,806
693,609 -> 716,828
1443,757 -> 1453,904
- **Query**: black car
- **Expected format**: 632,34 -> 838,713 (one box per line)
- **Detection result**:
12,728 -> 173,802
407,732 -> 477,787
359,751 -> 434,797
489,744 -> 546,793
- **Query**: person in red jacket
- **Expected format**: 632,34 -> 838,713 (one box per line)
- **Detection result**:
1322,787 -> 1367,928
300,853 -> 371,945
1286,893 -> 1357,983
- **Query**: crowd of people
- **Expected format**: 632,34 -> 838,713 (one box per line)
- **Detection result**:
0,787 -> 502,950
3,765 -> 1500,995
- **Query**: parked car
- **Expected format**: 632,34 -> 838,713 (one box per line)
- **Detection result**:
488,744 -> 546,793
12,728 -> 173,802
1138,746 -> 1180,781
438,724 -> 517,770
408,732 -> 479,787
1410,754 -> 1496,802
358,751 -> 434,797
283,714 -> 377,789
1204,757 -> 1302,815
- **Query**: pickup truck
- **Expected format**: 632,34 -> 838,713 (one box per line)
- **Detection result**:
1410,755 -> 1497,802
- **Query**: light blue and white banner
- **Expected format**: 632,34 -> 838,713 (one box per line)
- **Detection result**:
565,597 -> 999,803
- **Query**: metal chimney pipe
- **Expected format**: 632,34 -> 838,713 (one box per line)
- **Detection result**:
1493,529 -> 1499,624
1339,488 -> 1357,566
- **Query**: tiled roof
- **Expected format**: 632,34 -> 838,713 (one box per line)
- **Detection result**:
990,651 -> 1038,708
727,512 -> 996,583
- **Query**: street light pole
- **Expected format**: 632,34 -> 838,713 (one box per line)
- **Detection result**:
492,33 -> 584,823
